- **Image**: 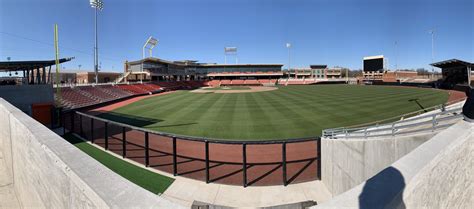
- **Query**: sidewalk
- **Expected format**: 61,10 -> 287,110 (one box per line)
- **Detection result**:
162,176 -> 331,208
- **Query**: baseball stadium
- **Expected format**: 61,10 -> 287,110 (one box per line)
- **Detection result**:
1,0 -> 473,208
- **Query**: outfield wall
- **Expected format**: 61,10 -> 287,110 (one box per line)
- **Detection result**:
0,98 -> 184,208
313,119 -> 473,208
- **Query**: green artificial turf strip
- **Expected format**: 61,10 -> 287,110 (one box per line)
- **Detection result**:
63,134 -> 174,194
99,85 -> 449,140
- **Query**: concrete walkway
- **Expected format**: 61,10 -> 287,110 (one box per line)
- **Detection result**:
162,177 -> 332,208
85,140 -> 332,208
0,149 -> 20,209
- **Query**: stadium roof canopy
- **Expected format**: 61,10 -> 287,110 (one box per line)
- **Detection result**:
0,57 -> 74,72
431,59 -> 473,68
128,57 -> 283,67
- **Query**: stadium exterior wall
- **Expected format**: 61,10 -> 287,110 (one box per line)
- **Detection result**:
313,119 -> 473,208
321,132 -> 436,196
0,98 -> 183,208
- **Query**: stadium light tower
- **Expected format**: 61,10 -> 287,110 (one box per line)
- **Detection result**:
141,36 -> 158,83
90,0 -> 104,84
428,29 -> 435,79
286,43 -> 291,78
143,36 -> 159,59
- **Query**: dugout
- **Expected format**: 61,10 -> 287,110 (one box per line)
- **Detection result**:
431,59 -> 473,90
0,58 -> 72,118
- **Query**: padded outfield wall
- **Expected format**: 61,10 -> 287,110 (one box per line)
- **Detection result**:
0,98 -> 183,208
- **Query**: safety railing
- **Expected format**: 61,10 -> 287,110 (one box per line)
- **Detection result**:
62,111 -> 321,187
322,106 -> 464,139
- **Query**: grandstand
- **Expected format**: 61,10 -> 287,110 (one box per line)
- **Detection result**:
54,81 -> 206,110
119,57 -> 348,87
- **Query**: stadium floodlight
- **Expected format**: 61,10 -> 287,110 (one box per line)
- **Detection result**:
142,36 -> 159,59
224,47 -> 238,64
428,29 -> 435,79
286,43 -> 291,78
90,0 -> 104,10
141,36 -> 159,83
90,0 -> 104,84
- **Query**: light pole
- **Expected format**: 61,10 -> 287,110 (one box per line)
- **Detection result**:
142,36 -> 158,83
286,43 -> 291,79
428,29 -> 435,79
90,0 -> 103,84
395,41 -> 398,79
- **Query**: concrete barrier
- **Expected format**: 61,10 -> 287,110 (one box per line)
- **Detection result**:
313,119 -> 473,208
0,98 -> 184,208
321,133 -> 436,196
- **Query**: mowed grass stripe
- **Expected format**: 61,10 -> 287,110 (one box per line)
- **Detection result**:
99,85 -> 449,140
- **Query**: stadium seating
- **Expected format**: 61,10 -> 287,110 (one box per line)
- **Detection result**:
77,86 -> 118,102
56,87 -> 99,109
54,79 -> 242,110
116,84 -> 150,94
207,80 -> 220,87
98,85 -> 133,98
220,80 -> 232,85
245,79 -> 260,85
232,80 -> 245,85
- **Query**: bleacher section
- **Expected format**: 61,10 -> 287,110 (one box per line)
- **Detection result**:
208,79 -> 278,87
55,81 -> 205,109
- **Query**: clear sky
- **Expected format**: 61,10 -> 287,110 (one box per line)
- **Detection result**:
0,0 -> 473,72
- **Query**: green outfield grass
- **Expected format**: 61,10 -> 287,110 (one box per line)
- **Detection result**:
99,85 -> 449,141
63,134 -> 174,194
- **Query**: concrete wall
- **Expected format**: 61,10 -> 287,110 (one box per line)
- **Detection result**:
0,98 -> 184,209
322,132 -> 437,196
0,84 -> 54,115
313,120 -> 473,209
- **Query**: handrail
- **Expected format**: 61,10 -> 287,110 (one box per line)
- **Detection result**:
324,98 -> 465,132
322,102 -> 465,139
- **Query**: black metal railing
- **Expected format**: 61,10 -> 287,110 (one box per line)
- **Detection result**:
63,110 -> 321,187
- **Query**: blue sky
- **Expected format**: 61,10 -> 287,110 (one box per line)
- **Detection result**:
0,0 -> 473,72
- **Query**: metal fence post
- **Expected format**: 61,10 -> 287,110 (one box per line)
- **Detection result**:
61,111 -> 65,135
122,127 -> 126,158
243,143 -> 247,187
432,115 -> 437,131
71,112 -> 75,134
79,114 -> 83,137
282,142 -> 287,186
145,132 -> 149,167
104,122 -> 108,150
172,137 -> 177,176
205,140 -> 210,184
89,118 -> 93,143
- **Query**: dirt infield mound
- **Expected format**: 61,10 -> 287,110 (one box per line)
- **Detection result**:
191,86 -> 278,94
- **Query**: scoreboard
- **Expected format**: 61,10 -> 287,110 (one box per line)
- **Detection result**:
363,55 -> 384,72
